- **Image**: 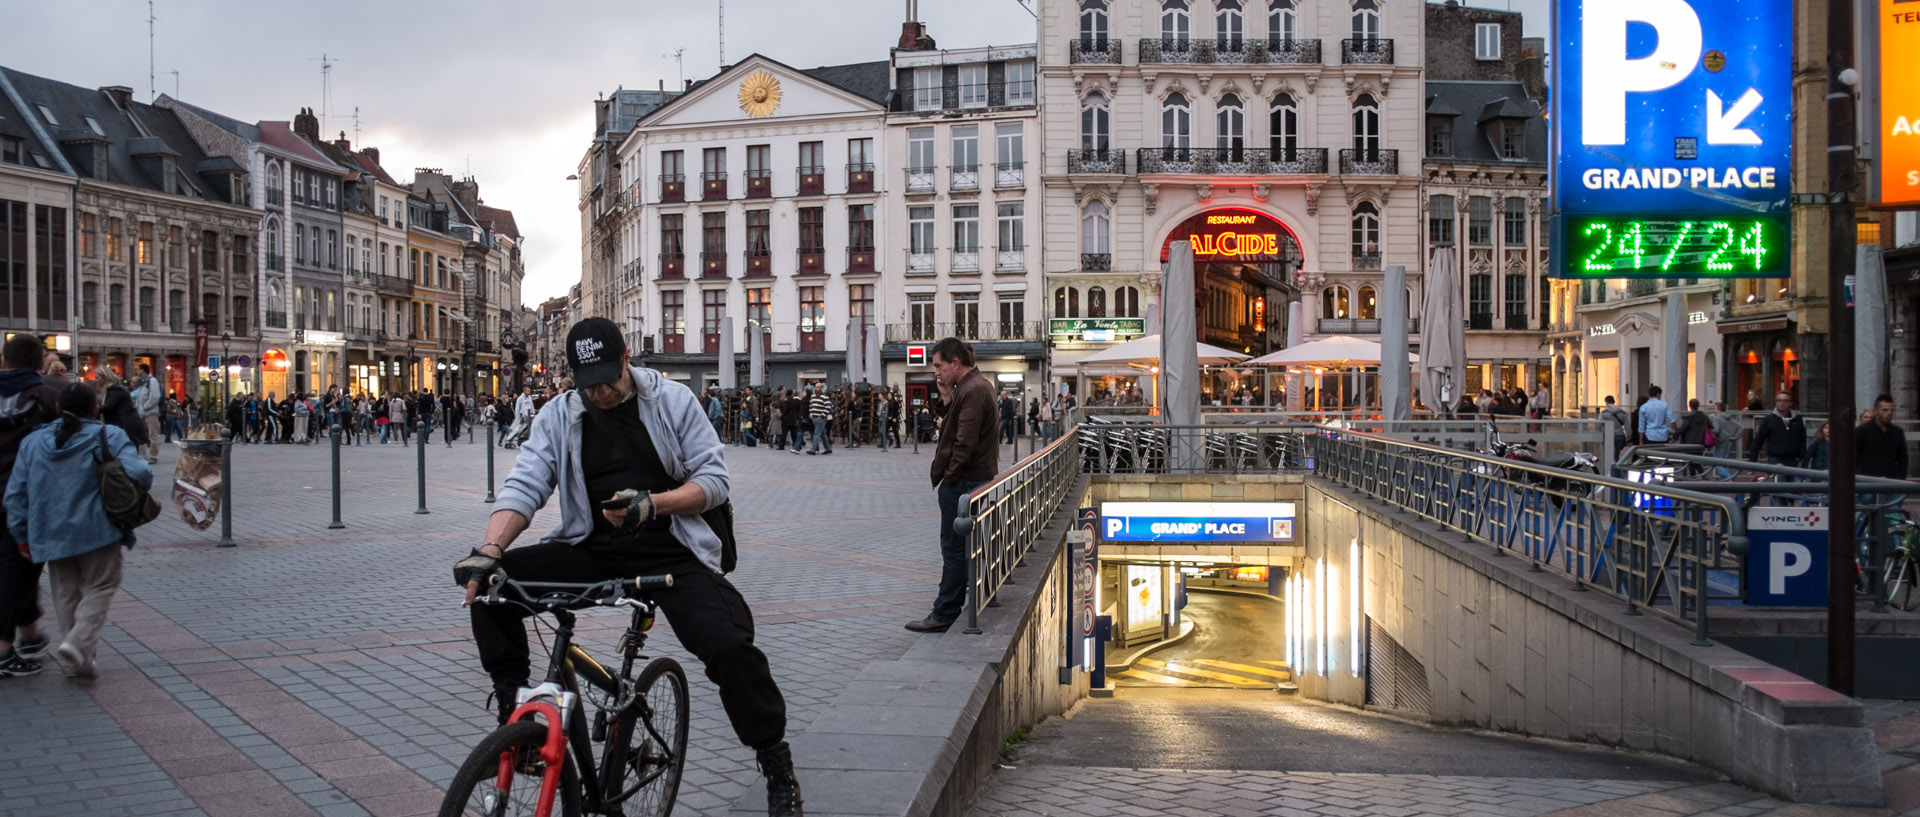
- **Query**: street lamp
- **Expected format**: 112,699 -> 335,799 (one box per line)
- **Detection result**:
220,332 -> 232,424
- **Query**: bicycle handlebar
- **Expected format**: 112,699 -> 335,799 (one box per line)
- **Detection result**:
481,575 -> 674,609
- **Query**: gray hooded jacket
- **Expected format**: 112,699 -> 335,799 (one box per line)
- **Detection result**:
496,365 -> 731,573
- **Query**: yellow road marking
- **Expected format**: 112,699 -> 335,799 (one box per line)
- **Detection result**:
1188,659 -> 1293,679
1136,657 -> 1270,686
1258,661 -> 1292,668
1116,668 -> 1191,685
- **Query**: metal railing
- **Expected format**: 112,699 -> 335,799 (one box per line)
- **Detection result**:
1341,38 -> 1394,64
954,424 -> 1082,631
1338,148 -> 1398,175
885,321 -> 1042,343
1315,428 -> 1745,643
1070,38 -> 1123,64
1138,37 -> 1323,65
1136,147 -> 1329,175
1066,149 -> 1126,175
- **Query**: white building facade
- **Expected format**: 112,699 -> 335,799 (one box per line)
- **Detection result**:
614,55 -> 891,390
1040,0 -> 1424,403
882,40 -> 1047,404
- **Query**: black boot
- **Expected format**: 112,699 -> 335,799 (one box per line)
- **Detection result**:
756,741 -> 804,817
489,682 -> 522,726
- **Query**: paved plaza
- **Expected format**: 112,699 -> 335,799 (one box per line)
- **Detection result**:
5,431 -> 1920,817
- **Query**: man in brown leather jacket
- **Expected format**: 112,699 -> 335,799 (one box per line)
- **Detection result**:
907,337 -> 1000,632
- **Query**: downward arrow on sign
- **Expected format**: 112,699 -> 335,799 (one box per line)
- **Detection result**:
1707,89 -> 1764,146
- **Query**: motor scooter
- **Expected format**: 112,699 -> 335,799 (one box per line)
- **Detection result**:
1483,421 -> 1601,499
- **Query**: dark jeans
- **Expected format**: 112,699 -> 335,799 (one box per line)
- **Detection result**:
932,477 -> 990,622
471,541 -> 787,751
0,510 -> 40,641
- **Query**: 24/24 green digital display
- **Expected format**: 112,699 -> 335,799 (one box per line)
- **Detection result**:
1562,217 -> 1788,279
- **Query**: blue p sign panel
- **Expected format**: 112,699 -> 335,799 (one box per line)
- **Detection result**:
1744,507 -> 1829,607
1552,0 -> 1792,279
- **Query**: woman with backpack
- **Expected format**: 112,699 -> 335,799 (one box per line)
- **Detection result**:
4,383 -> 152,679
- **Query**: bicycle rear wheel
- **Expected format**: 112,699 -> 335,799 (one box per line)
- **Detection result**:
600,657 -> 690,817
1888,555 -> 1920,612
439,720 -> 582,817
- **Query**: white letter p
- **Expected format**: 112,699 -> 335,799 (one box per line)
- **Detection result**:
1106,518 -> 1124,538
1769,542 -> 1811,596
1582,0 -> 1703,146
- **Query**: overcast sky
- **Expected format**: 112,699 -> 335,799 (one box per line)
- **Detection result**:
1,0 -> 1548,307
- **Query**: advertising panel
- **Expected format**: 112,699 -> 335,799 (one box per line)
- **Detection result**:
1099,501 -> 1297,543
1552,0 -> 1792,278
1880,0 -> 1920,207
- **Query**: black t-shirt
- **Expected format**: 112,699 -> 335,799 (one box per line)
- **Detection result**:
579,394 -> 707,575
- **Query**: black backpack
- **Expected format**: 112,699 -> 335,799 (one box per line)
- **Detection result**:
95,427 -> 161,532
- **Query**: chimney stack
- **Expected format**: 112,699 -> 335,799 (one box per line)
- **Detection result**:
363,147 -> 380,166
684,79 -> 693,90
100,86 -> 134,110
293,107 -> 320,140
335,131 -> 352,151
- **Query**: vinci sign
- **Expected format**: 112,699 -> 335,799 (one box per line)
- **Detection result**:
1552,0 -> 1791,279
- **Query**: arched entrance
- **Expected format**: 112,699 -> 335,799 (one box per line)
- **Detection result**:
262,348 -> 291,399
1158,207 -> 1302,357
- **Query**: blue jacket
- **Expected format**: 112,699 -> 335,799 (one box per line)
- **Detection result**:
496,366 -> 731,573
5,419 -> 151,563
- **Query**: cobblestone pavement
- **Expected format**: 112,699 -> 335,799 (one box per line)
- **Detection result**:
0,433 -> 1006,817
966,690 -> 1920,817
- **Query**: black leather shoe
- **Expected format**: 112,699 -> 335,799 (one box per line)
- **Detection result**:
904,616 -> 955,633
757,741 -> 804,817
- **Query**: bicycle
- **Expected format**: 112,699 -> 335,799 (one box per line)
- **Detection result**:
439,576 -> 689,817
1885,521 -> 1920,611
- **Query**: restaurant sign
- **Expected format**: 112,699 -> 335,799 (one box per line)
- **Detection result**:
1050,317 -> 1145,341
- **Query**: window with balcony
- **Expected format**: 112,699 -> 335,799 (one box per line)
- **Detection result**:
1080,92 -> 1110,153
1271,94 -> 1300,159
1115,285 -> 1140,318
660,213 -> 685,277
1427,116 -> 1453,156
850,284 -> 874,333
915,67 -> 942,111
702,148 -> 728,201
849,204 -> 874,253
1269,0 -> 1297,43
998,298 -> 1026,338
662,289 -> 685,337
907,128 -> 935,192
1469,274 -> 1493,329
909,206 -> 935,273
1351,202 -> 1381,267
798,285 -> 825,335
1080,0 -> 1109,47
1005,61 -> 1035,105
746,287 -> 771,341
848,138 -> 874,191
1087,286 -> 1108,318
953,294 -> 980,339
997,203 -> 1024,270
1054,286 -> 1080,319
799,207 -> 825,273
702,289 -> 726,343
995,123 -> 1025,187
1217,93 -> 1246,158
1081,200 -> 1111,270
1162,92 -> 1192,150
1162,0 -> 1190,43
952,205 -> 980,272
661,150 -> 685,201
1352,0 -> 1380,40
1321,285 -> 1349,319
701,212 -> 726,276
1504,198 -> 1529,246
911,295 -> 937,340
1353,94 -> 1380,158
746,144 -> 772,197
746,210 -> 771,274
1468,196 -> 1493,245
952,126 -> 979,190
959,64 -> 988,108
1217,0 -> 1243,48
791,143 -> 824,198
1429,195 -> 1455,245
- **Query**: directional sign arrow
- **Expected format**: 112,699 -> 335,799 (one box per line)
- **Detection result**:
1706,88 -> 1764,146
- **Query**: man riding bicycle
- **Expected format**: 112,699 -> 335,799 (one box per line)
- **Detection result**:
454,317 -> 803,816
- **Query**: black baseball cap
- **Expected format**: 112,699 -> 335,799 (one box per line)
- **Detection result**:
565,317 -> 628,388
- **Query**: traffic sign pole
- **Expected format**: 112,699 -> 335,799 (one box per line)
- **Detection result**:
1825,0 -> 1858,698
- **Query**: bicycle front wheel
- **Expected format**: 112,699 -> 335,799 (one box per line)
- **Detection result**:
601,657 -> 690,817
1888,555 -> 1920,612
439,720 -> 582,817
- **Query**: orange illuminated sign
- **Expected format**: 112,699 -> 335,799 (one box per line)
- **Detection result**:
1881,0 -> 1920,206
1188,232 -> 1280,257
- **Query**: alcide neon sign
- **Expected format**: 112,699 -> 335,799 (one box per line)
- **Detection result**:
1189,232 -> 1280,258
1163,209 -> 1297,262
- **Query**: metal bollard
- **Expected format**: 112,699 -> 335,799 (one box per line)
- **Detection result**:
218,426 -> 235,547
911,414 -> 920,454
416,419 -> 430,514
484,421 -> 496,504
328,424 -> 345,529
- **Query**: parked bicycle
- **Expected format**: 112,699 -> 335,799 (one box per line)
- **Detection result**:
439,576 -> 689,817
1884,519 -> 1920,611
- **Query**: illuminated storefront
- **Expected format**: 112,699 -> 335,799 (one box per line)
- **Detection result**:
261,348 -> 291,399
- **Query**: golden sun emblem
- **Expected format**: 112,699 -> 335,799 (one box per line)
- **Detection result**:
737,71 -> 783,118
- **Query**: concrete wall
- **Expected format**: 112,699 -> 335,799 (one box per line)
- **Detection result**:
1296,480 -> 1883,806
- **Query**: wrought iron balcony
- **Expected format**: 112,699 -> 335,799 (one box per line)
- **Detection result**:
1066,149 -> 1126,175
1351,252 -> 1382,271
1070,38 -> 1122,65
1342,38 -> 1394,65
1261,38 -> 1323,64
1504,313 -> 1531,331
658,252 -> 685,279
847,246 -> 875,273
1136,147 -> 1329,175
700,251 -> 727,278
1315,318 -> 1420,335
745,168 -> 772,198
887,321 -> 1043,343
905,250 -> 936,276
904,167 -> 936,194
796,166 -> 826,195
1338,149 -> 1399,175
847,164 -> 875,193
950,165 -> 980,192
994,162 -> 1025,189
996,247 -> 1025,271
1081,253 -> 1112,271
701,171 -> 727,200
951,250 -> 981,273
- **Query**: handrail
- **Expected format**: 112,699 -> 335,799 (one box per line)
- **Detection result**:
952,424 -> 1082,634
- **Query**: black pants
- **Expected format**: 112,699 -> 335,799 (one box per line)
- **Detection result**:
0,510 -> 40,642
471,542 -> 788,751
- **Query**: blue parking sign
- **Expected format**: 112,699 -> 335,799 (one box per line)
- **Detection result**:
1744,507 -> 1829,607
